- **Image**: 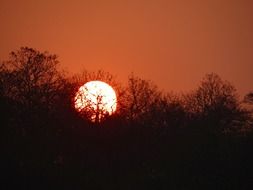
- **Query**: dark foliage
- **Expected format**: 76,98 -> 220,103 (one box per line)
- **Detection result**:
245,92 -> 253,105
1,47 -> 253,190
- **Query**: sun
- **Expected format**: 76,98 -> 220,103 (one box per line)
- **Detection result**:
74,81 -> 117,122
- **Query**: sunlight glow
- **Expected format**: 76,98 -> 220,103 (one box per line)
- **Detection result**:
74,81 -> 117,122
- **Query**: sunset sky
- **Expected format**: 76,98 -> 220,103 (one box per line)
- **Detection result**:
0,0 -> 252,96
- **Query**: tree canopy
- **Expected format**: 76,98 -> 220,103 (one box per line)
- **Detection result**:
0,47 -> 66,111
1,47 -> 253,190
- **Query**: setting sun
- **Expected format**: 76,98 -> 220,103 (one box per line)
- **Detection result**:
74,81 -> 117,122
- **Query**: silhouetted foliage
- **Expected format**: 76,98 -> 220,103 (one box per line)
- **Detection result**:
125,73 -> 162,125
155,93 -> 186,129
245,92 -> 253,105
183,73 -> 250,134
1,47 -> 66,109
70,70 -> 126,123
1,49 -> 75,146
1,48 -> 253,190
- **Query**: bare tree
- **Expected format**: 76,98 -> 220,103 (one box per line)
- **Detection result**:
0,47 -> 66,112
183,73 -> 250,134
125,73 -> 162,125
74,86 -> 113,123
71,70 -> 123,123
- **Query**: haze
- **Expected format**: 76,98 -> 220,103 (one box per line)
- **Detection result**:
0,0 -> 252,96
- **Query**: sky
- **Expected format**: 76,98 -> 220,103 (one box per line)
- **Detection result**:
0,0 -> 252,96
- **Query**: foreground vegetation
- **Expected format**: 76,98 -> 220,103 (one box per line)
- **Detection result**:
1,47 -> 253,189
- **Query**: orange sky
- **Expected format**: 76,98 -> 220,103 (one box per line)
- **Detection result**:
0,0 -> 252,96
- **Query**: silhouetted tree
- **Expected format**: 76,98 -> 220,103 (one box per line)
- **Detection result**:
0,47 -> 70,138
1,47 -> 66,110
154,93 -> 186,129
125,73 -> 162,125
244,91 -> 253,130
75,85 -> 111,123
245,92 -> 253,105
2,47 -> 253,190
70,70 -> 125,123
183,73 -> 249,134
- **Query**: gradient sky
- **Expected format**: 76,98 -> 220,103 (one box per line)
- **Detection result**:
0,0 -> 252,96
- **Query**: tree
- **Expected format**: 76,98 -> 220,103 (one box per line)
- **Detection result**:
70,70 -> 125,123
183,73 -> 249,134
0,47 -> 66,111
0,47 -> 70,135
244,92 -> 253,131
154,93 -> 186,129
245,92 -> 253,105
125,73 -> 162,125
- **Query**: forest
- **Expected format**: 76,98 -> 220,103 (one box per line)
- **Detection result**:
1,47 -> 253,189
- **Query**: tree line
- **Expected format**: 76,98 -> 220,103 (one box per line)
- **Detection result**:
1,47 -> 253,189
